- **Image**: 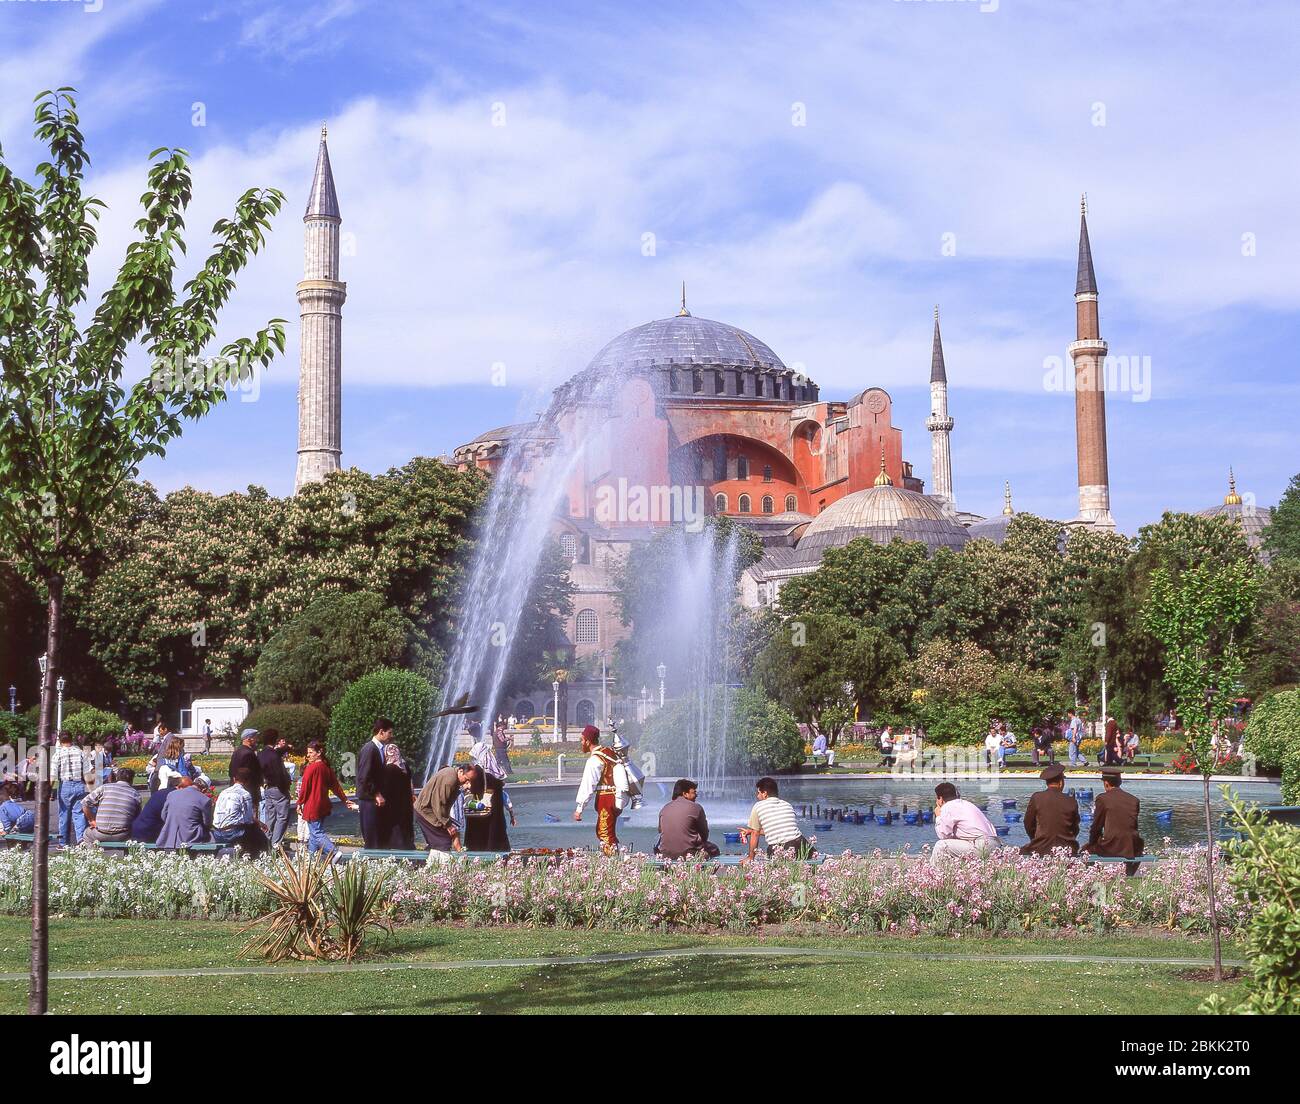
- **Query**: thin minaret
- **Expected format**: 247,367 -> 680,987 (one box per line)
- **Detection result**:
294,123 -> 346,493
926,305 -> 955,507
1069,195 -> 1115,529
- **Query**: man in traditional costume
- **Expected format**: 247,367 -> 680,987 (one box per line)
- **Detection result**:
573,724 -> 624,854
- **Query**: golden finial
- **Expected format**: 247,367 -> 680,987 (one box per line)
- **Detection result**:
1081,192 -> 1087,216
1002,481 -> 1014,516
1224,467 -> 1242,506
677,281 -> 690,317
873,444 -> 893,487
321,121 -> 328,139
934,304 -> 939,323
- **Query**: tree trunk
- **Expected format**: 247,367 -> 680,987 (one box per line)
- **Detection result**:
1202,773 -> 1223,981
30,573 -> 61,1015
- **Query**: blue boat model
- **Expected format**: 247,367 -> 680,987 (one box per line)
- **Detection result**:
995,825 -> 1011,836
1003,812 -> 1022,823
1154,810 -> 1174,823
813,822 -> 833,832
543,813 -> 560,823
875,815 -> 891,825
903,813 -> 919,825
1001,798 -> 1018,809
920,810 -> 934,824
724,832 -> 742,844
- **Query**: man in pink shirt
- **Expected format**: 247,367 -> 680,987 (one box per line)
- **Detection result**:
930,782 -> 997,868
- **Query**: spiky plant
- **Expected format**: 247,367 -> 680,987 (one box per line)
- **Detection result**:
323,858 -> 394,961
239,851 -> 336,962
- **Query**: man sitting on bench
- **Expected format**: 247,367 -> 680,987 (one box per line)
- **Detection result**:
655,778 -> 720,860
0,782 -> 35,836
81,768 -> 142,845
1081,767 -> 1144,873
212,767 -> 270,858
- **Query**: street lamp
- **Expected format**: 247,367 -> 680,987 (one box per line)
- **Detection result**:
56,676 -> 66,732
7,686 -> 14,714
552,681 -> 560,743
1071,670 -> 1079,710
656,663 -> 666,708
1099,668 -> 1109,746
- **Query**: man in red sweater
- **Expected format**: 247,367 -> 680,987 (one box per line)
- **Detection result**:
297,740 -> 357,854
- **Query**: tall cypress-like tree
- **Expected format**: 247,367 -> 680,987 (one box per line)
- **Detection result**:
0,89 -> 285,1013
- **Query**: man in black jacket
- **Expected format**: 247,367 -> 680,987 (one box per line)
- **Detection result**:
229,729 -> 264,813
356,718 -> 393,849
256,729 -> 293,848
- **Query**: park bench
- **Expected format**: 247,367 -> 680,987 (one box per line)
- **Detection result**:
645,854 -> 825,870
0,833 -> 221,857
343,848 -> 506,864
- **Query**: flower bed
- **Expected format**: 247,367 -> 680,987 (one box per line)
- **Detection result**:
0,845 -> 1238,935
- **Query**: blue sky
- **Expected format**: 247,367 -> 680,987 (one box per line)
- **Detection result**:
2,0 -> 1297,532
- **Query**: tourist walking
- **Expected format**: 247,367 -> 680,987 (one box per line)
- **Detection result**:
80,767 -> 143,844
229,728 -> 264,810
741,777 -> 812,860
52,730 -> 90,846
379,740 -> 415,848
156,779 -> 214,849
1065,708 -> 1086,766
257,730 -> 293,848
655,778 -> 719,860
202,718 -> 213,755
1020,764 -> 1080,856
296,740 -> 356,855
573,724 -> 626,855
413,763 -> 482,852
1081,767 -> 1143,869
929,782 -> 996,868
356,718 -> 393,849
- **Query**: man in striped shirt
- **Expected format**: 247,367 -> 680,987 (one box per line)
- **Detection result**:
81,768 -> 142,844
741,777 -> 813,861
52,731 -> 92,846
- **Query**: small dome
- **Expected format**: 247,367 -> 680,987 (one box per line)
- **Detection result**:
793,484 -> 969,564
1196,501 -> 1273,553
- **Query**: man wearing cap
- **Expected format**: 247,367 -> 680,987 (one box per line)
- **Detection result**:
1020,763 -> 1080,856
228,728 -> 264,815
573,724 -> 624,855
1082,767 -> 1143,867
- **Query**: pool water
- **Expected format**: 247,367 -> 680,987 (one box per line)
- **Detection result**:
314,775 -> 1280,853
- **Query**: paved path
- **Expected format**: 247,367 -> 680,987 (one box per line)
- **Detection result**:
0,945 -> 1245,982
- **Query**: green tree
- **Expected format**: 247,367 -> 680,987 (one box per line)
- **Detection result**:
248,590 -> 438,714
240,703 -> 329,752
753,613 -> 905,739
61,706 -> 123,743
1263,472 -> 1300,562
1144,557 -> 1260,980
325,667 -> 436,775
1241,559 -> 1300,698
0,90 -> 285,1012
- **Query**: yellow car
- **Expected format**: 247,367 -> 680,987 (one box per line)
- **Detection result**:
519,716 -> 555,729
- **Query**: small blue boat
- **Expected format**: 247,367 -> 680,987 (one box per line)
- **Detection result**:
814,822 -> 833,832
1003,812 -> 1022,823
995,825 -> 1011,836
875,815 -> 891,825
1002,798 -> 1018,809
543,813 -> 560,823
903,813 -> 919,825
920,810 -> 934,824
724,832 -> 742,844
1154,810 -> 1173,823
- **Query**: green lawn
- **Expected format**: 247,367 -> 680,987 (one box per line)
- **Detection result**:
0,918 -> 1247,1015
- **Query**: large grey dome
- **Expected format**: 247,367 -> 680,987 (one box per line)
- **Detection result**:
553,312 -> 819,407
588,314 -> 787,372
793,484 -> 970,564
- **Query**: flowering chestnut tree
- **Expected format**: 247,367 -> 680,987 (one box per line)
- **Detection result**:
0,89 -> 285,1013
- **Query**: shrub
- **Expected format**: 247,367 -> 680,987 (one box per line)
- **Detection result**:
24,698 -> 96,727
1203,793 -> 1300,1015
734,688 -> 804,773
248,591 -> 440,715
1242,689 -> 1300,775
62,707 -> 125,743
326,667 -> 436,772
1283,743 -> 1300,806
240,704 -> 329,752
0,712 -> 36,748
640,686 -> 802,775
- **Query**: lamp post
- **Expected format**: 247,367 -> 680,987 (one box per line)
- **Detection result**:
1071,670 -> 1079,710
56,677 -> 65,733
656,663 -> 666,708
552,681 -> 560,743
640,685 -> 649,723
7,686 -> 14,714
1099,668 -> 1109,745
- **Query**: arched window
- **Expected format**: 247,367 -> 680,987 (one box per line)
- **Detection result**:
761,496 -> 774,514
785,494 -> 798,513
738,494 -> 751,514
762,464 -> 773,483
714,492 -> 727,512
576,699 -> 596,726
737,456 -> 749,480
515,700 -> 535,720
559,532 -> 578,562
692,370 -> 703,394
575,609 -> 599,645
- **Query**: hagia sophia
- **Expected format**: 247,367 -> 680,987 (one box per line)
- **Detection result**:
291,128 -> 1273,713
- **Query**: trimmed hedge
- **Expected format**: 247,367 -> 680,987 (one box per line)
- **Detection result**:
240,704 -> 329,752
0,712 -> 36,747
325,667 -> 436,773
1243,689 -> 1300,775
62,707 -> 125,743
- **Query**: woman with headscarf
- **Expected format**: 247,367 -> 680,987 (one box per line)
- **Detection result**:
464,764 -> 514,852
379,740 -> 415,849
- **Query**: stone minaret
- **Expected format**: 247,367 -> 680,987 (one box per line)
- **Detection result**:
1069,196 -> 1114,530
294,124 -> 346,493
926,306 -> 955,508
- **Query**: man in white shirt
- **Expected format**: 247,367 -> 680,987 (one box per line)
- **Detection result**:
740,777 -> 811,861
984,727 -> 1002,771
929,782 -> 997,868
1066,708 -> 1086,766
212,767 -> 269,857
573,724 -> 626,854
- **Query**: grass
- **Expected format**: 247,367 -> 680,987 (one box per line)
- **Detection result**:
0,917 -> 1247,1015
